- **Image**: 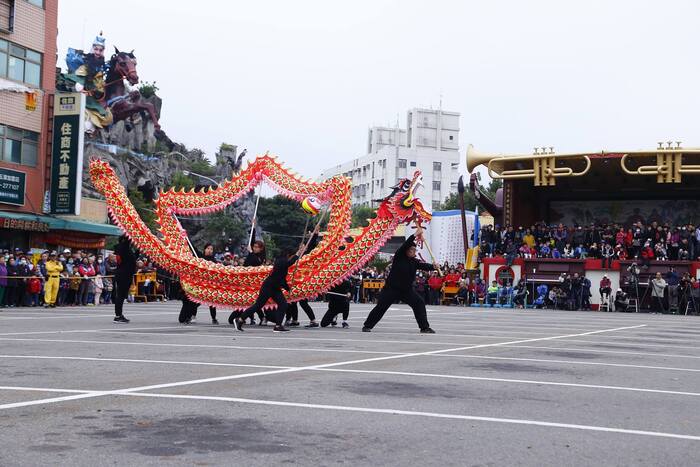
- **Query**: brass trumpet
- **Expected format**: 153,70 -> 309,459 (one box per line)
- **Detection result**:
466,144 -> 591,186
620,144 -> 700,183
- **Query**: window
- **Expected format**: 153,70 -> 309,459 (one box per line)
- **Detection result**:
0,125 -> 39,167
26,0 -> 43,6
432,200 -> 441,210
410,161 -> 416,167
398,159 -> 407,168
433,162 -> 442,171
0,1 -> 13,32
432,181 -> 441,191
0,40 -> 42,86
449,135 -> 454,141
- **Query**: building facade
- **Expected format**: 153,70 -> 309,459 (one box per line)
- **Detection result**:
320,107 -> 460,210
0,0 -> 120,252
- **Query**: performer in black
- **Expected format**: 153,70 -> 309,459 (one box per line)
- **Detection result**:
242,222 -> 267,325
198,243 -> 219,324
362,226 -> 437,333
113,235 -> 136,323
173,275 -> 200,324
232,242 -> 307,333
321,278 -> 352,328
285,227 -> 320,328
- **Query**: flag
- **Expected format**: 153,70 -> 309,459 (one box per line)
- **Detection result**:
473,207 -> 480,247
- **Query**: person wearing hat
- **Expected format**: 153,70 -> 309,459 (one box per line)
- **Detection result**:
362,225 -> 437,333
44,251 -> 63,308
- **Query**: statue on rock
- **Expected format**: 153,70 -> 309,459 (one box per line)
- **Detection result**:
59,32 -> 163,139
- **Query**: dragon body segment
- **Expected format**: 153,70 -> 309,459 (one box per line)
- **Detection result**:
89,155 -> 431,309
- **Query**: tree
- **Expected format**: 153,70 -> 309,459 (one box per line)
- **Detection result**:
486,179 -> 503,198
257,195 -> 310,253
439,191 -> 477,211
351,205 -> 376,228
167,171 -> 195,191
189,159 -> 216,177
199,211 -> 247,251
127,189 -> 158,233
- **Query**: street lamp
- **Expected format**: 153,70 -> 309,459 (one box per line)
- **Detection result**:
182,170 -> 220,186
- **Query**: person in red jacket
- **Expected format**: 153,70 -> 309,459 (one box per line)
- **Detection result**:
427,271 -> 444,306
640,242 -> 655,269
27,271 -> 43,307
443,268 -> 461,288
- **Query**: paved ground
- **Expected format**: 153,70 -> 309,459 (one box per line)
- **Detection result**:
0,301 -> 699,466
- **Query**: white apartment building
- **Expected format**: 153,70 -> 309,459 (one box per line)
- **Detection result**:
320,108 -> 460,211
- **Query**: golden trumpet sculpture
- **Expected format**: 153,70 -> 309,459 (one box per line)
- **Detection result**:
467,143 -> 700,185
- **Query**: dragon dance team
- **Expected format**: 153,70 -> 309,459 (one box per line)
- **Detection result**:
156,222 -> 441,334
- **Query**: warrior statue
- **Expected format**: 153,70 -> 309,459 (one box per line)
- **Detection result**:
60,32 -> 163,137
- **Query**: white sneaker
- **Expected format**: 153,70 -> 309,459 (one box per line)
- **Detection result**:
190,317 -> 197,323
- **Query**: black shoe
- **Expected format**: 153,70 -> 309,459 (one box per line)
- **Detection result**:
304,322 -> 319,328
273,325 -> 290,333
331,320 -> 337,327
249,319 -> 256,325
289,321 -> 300,327
342,322 -> 349,329
258,319 -> 267,326
114,316 -> 130,324
212,318 -> 219,325
362,327 -> 371,332
420,328 -> 435,334
233,318 -> 244,332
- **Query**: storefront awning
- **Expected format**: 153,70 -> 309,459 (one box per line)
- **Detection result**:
0,211 -> 122,236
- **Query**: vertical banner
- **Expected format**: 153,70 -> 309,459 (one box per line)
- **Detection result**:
411,209 -> 477,265
50,93 -> 85,215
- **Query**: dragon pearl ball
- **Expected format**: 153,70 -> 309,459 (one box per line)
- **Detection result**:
301,196 -> 322,215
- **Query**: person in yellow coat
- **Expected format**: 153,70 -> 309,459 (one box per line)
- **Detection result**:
44,251 -> 64,308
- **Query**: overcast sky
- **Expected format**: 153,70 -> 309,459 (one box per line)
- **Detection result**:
58,0 -> 700,180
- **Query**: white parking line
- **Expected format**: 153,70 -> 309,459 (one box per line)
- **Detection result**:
502,344 -> 700,360
124,392 -> 700,441
0,324 -> 644,412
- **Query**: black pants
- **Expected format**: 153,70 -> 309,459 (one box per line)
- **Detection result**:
239,285 -> 287,325
286,299 -> 315,322
113,277 -> 131,317
321,297 -> 349,327
178,297 -> 200,323
363,287 -> 430,330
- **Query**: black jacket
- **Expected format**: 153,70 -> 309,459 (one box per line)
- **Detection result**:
244,252 -> 264,267
262,254 -> 298,291
385,235 -> 434,292
115,239 -> 137,280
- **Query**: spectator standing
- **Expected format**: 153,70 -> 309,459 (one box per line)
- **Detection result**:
44,251 -> 63,308
0,257 -> 6,307
77,257 -> 96,306
26,271 -> 42,307
651,272 -> 667,313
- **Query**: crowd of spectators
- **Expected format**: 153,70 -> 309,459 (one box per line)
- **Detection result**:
479,220 -> 700,266
0,247 -> 174,309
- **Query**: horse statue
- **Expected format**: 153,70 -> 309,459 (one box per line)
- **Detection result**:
104,48 -> 161,132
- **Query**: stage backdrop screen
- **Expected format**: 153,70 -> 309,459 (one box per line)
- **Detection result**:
549,199 -> 700,226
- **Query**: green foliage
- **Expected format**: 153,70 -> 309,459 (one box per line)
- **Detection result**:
199,211 -> 247,251
368,256 -> 390,272
257,195 -> 310,253
167,171 -> 195,191
486,179 -> 503,198
262,232 -> 278,259
219,143 -> 236,153
439,191 -> 477,211
351,205 -> 376,228
138,81 -> 159,98
127,189 -> 158,233
189,159 -> 216,177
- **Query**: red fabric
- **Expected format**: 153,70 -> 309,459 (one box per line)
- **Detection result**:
27,278 -> 42,294
428,276 -> 444,290
641,247 -> 654,260
444,273 -> 461,287
78,264 -> 96,277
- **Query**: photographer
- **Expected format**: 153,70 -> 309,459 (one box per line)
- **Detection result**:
651,272 -> 667,314
614,289 -> 630,312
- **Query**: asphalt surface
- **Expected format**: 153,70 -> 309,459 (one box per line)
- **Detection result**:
1,301 -> 699,466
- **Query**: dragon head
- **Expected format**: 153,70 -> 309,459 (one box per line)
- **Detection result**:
379,170 -> 432,225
